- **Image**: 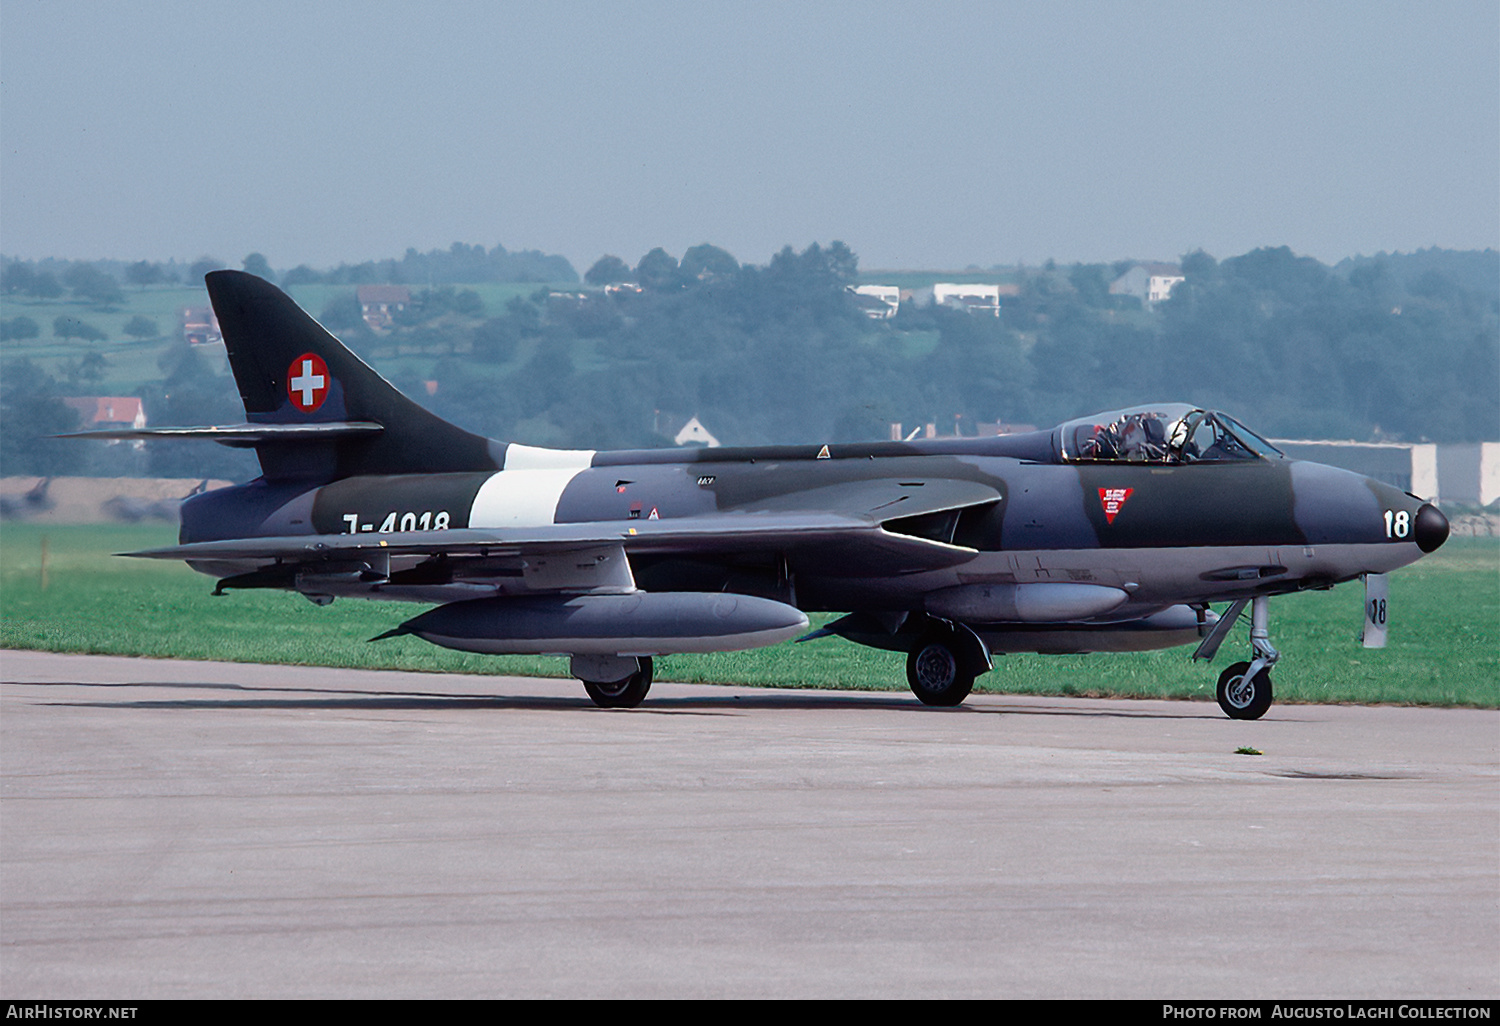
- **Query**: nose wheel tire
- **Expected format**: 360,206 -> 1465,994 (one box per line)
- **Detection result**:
906,635 -> 976,707
1216,661 -> 1272,720
582,657 -> 654,709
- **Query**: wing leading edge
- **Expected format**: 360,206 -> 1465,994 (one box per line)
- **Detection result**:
121,507 -> 984,570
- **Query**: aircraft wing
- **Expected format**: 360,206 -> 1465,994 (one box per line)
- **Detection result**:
123,478 -> 1001,581
125,510 -> 962,567
124,511 -> 856,558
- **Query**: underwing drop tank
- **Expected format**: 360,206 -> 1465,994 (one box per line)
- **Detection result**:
925,582 -> 1131,622
383,592 -> 809,656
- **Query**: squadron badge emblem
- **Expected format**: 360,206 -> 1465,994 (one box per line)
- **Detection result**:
1098,487 -> 1134,524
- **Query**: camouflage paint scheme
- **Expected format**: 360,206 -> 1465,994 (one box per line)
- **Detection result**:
80,272 -> 1448,713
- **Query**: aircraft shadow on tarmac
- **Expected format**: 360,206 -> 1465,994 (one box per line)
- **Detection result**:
14,678 -> 1229,719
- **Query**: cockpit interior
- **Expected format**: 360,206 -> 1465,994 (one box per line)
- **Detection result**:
1058,404 -> 1284,464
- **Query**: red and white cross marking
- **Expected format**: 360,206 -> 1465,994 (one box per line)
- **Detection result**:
287,353 -> 330,412
1098,487 -> 1134,524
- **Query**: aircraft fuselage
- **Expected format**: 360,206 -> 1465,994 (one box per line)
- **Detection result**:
180,436 -> 1441,641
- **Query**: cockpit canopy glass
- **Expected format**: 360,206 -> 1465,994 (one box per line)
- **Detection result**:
1058,405 -> 1283,464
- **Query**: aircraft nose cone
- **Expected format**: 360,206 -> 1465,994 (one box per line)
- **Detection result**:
1414,503 -> 1449,553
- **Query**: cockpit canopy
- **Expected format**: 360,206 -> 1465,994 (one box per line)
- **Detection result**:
1058,404 -> 1283,464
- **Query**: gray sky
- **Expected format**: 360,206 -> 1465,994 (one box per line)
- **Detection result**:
3,0 -> 1496,273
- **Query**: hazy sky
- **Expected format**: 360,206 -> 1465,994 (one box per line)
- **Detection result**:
3,1 -> 1496,273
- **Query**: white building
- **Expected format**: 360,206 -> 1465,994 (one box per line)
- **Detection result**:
933,283 -> 1001,316
848,285 -> 900,319
1436,443 -> 1500,506
655,411 -> 721,448
673,416 -> 720,448
356,285 -> 410,330
1109,263 -> 1184,305
1257,438 -> 1498,507
1271,440 -> 1437,500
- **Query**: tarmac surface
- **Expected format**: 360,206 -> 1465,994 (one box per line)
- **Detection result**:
2,650 -> 1496,999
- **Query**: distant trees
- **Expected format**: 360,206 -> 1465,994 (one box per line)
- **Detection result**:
28,270 -> 62,299
397,286 -> 483,321
472,317 -> 520,364
1,243 -> 577,307
681,244 -> 739,280
582,245 -> 741,288
1,262 -> 36,294
1067,264 -> 1111,306
52,316 -> 106,342
188,256 -> 227,283
0,242 -> 1494,479
635,248 -> 681,292
1,262 -> 62,298
125,260 -> 168,287
123,315 -> 160,340
0,316 -> 40,341
0,360 -> 85,475
135,341 -> 258,478
62,263 -> 123,306
281,265 -> 323,287
318,294 -> 366,333
242,253 -> 275,281
319,242 -> 577,286
186,236 -> 1500,450
584,255 -> 632,286
66,351 -> 108,386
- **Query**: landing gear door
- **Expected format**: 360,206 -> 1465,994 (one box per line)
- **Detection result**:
1362,573 -> 1388,649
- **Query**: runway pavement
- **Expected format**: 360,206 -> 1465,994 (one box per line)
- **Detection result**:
1,650 -> 1496,999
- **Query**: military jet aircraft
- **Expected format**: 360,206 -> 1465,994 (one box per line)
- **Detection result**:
71,271 -> 1449,717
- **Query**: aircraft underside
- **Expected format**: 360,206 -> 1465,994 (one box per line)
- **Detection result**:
178,536 -> 1424,717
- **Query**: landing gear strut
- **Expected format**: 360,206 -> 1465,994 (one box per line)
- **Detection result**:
1212,596 -> 1279,720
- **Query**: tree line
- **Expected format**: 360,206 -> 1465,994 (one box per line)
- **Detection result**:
1,241 -> 1495,480
0,242 -> 577,306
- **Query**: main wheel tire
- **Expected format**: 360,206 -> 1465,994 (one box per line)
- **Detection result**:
1216,660 -> 1273,720
906,635 -> 976,707
582,657 -> 653,709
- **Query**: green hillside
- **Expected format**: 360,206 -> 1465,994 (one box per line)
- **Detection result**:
3,245 -> 1496,481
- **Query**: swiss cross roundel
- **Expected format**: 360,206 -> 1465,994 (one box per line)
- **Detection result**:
286,353 -> 330,412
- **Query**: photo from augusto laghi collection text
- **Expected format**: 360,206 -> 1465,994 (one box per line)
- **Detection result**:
1162,1006 -> 1493,1020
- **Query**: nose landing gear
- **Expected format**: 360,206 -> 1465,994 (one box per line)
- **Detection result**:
1196,595 -> 1280,720
1216,660 -> 1273,720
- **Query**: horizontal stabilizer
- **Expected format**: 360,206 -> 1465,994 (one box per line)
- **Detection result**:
368,627 -> 411,643
59,422 -> 384,447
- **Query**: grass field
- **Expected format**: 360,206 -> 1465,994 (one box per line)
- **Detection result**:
1,522 -> 1495,708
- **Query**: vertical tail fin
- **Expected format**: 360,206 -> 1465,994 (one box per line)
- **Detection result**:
206,271 -> 501,481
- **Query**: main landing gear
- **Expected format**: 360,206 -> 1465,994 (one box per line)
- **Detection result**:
1197,595 -> 1279,720
905,618 -> 992,707
573,655 -> 654,709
